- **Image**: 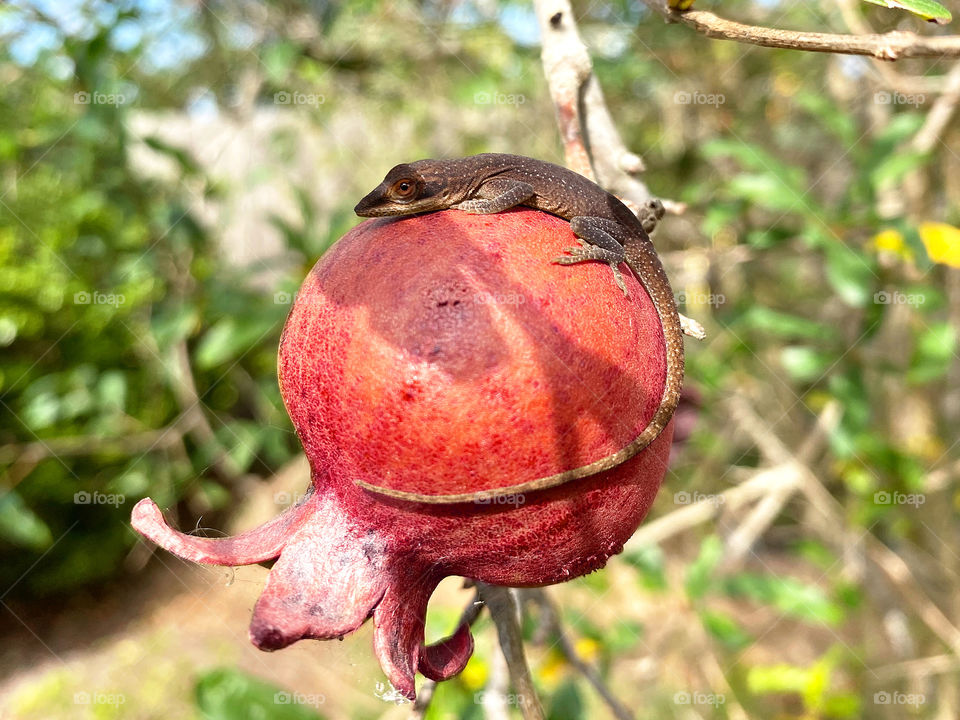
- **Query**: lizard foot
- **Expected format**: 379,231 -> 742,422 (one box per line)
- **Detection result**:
553,246 -> 628,296
639,199 -> 665,234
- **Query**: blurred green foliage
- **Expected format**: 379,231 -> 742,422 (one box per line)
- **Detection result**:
1,0 -> 959,719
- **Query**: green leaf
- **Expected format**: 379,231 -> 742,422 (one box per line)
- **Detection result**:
740,307 -> 835,341
604,620 -> 645,653
0,491 -> 54,551
747,663 -> 810,695
870,150 -> 929,190
622,545 -> 668,592
685,536 -> 723,601
824,244 -> 875,307
722,573 -> 844,625
863,0 -> 951,24
908,322 -> 957,383
700,609 -> 753,651
795,92 -> 857,145
194,316 -> 276,369
195,667 -> 325,720
547,680 -> 584,720
727,173 -> 804,213
781,346 -> 834,383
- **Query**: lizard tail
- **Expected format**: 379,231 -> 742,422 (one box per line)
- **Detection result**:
353,238 -> 684,505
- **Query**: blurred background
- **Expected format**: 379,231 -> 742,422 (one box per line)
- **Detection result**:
1,0 -> 959,718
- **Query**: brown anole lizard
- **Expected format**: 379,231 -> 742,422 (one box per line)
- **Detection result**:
352,153 -> 698,504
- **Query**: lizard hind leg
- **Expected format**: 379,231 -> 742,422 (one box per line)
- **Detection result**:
554,216 -> 628,295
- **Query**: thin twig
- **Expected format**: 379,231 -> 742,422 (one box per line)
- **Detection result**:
837,0 -> 947,94
525,588 -> 635,720
477,583 -> 545,720
0,425 -> 187,467
481,636 -> 512,720
720,400 -> 841,569
168,339 -> 244,482
730,397 -> 960,662
641,0 -> 960,60
910,62 -> 960,153
623,462 -> 802,551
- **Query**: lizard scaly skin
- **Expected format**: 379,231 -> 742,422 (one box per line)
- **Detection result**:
352,153 -> 686,504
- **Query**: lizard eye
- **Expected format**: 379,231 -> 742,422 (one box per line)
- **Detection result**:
389,179 -> 418,201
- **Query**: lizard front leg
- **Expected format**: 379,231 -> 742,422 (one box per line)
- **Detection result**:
554,216 -> 629,295
453,179 -> 535,214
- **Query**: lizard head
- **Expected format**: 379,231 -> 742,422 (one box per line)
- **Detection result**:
354,160 -> 458,217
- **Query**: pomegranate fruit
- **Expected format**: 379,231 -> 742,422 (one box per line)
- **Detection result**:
131,208 -> 674,699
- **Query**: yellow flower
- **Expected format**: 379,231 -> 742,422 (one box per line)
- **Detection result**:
574,637 -> 600,663
871,229 -> 913,262
919,222 -> 960,268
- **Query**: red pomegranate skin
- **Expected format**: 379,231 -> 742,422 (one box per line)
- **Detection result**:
131,208 -> 674,699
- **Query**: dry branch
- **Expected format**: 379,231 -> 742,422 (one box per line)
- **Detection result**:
525,588 -> 635,720
642,0 -> 960,59
477,583 -> 546,720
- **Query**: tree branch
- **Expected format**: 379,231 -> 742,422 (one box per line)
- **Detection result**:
524,588 -> 635,720
641,0 -> 960,60
533,0 -> 656,210
477,583 -> 545,720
